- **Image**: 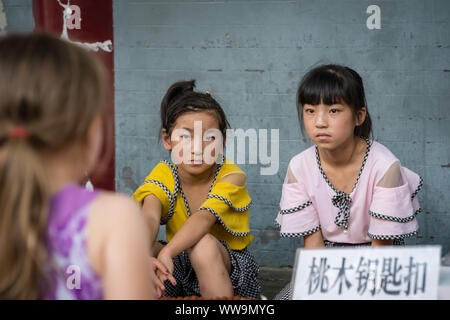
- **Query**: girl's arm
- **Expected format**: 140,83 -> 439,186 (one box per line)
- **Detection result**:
142,194 -> 176,293
304,230 -> 326,249
158,209 -> 216,272
87,193 -> 157,299
371,239 -> 394,247
370,162 -> 399,248
158,173 -> 246,271
142,194 -> 163,251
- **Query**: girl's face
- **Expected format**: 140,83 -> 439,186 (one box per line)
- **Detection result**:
303,102 -> 366,150
162,111 -> 224,176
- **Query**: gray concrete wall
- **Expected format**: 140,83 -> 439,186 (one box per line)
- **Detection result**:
0,0 -> 33,33
3,0 -> 449,267
114,0 -> 450,267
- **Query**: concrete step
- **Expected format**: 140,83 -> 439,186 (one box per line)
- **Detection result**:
257,266 -> 293,300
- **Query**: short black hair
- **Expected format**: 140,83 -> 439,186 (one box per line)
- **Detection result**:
296,64 -> 372,140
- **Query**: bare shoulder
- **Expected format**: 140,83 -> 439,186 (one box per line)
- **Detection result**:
86,192 -> 148,277
89,192 -> 144,229
93,191 -> 139,210
219,172 -> 247,187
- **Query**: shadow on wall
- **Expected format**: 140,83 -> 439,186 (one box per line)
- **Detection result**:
121,166 -> 139,193
0,0 -> 7,34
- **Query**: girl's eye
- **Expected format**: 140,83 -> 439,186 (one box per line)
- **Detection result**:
204,136 -> 216,141
180,134 -> 191,140
330,109 -> 340,114
304,109 -> 314,114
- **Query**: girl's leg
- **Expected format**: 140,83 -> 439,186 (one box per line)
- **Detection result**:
152,241 -> 164,256
187,234 -> 233,298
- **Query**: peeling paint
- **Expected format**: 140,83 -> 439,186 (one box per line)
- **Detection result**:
259,226 -> 280,244
0,0 -> 7,33
57,0 -> 112,52
122,166 -> 138,191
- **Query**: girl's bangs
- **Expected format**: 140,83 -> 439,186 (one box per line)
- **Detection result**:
298,71 -> 348,107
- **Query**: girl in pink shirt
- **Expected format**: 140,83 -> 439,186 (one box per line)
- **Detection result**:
274,64 -> 422,299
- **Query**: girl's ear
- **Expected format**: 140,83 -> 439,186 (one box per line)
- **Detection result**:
161,128 -> 172,151
82,115 -> 104,176
88,116 -> 103,160
356,107 -> 367,126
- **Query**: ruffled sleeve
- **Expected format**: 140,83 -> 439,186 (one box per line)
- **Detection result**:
275,179 -> 320,237
198,181 -> 252,237
368,166 -> 422,240
132,162 -> 175,223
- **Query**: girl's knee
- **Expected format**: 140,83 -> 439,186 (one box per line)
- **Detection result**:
188,234 -> 224,268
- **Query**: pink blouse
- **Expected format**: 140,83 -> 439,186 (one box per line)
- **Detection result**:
275,140 -> 422,244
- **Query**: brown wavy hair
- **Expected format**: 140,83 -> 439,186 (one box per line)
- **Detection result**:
0,33 -> 107,299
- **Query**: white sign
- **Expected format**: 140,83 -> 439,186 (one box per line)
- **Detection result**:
291,245 -> 441,300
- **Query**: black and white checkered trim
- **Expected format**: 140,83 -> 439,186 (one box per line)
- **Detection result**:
279,201 -> 312,215
174,159 -> 223,217
369,208 -> 421,223
367,230 -> 418,240
206,194 -> 252,212
198,206 -> 250,237
157,157 -> 252,238
142,179 -> 171,198
279,225 -> 321,238
315,138 -> 372,232
411,176 -> 423,199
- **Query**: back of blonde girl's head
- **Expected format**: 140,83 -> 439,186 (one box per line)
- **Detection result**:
0,33 -> 107,299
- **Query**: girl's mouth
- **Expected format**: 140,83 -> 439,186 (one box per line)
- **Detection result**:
316,133 -> 331,139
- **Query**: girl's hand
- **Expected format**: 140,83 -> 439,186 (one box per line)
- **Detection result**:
149,256 -> 167,298
157,249 -> 177,287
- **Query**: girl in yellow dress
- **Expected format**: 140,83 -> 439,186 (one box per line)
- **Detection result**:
133,80 -> 261,299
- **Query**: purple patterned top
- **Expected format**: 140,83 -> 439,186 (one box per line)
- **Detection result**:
46,184 -> 103,300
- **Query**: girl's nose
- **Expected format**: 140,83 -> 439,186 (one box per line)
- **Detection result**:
315,110 -> 328,128
192,134 -> 203,155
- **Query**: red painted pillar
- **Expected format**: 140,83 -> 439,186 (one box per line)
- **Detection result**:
32,0 -> 115,191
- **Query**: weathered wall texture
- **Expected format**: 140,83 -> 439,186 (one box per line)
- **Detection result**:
1,0 -> 33,33
4,0 -> 449,267
114,0 -> 450,266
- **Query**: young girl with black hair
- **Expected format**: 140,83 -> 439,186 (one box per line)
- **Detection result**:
275,64 -> 422,299
133,80 -> 261,299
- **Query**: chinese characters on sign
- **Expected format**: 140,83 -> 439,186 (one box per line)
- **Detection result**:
292,246 -> 441,300
306,256 -> 427,296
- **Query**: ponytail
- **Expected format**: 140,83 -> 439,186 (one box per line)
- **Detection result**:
159,80 -> 230,138
0,140 -> 51,299
160,80 -> 196,134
